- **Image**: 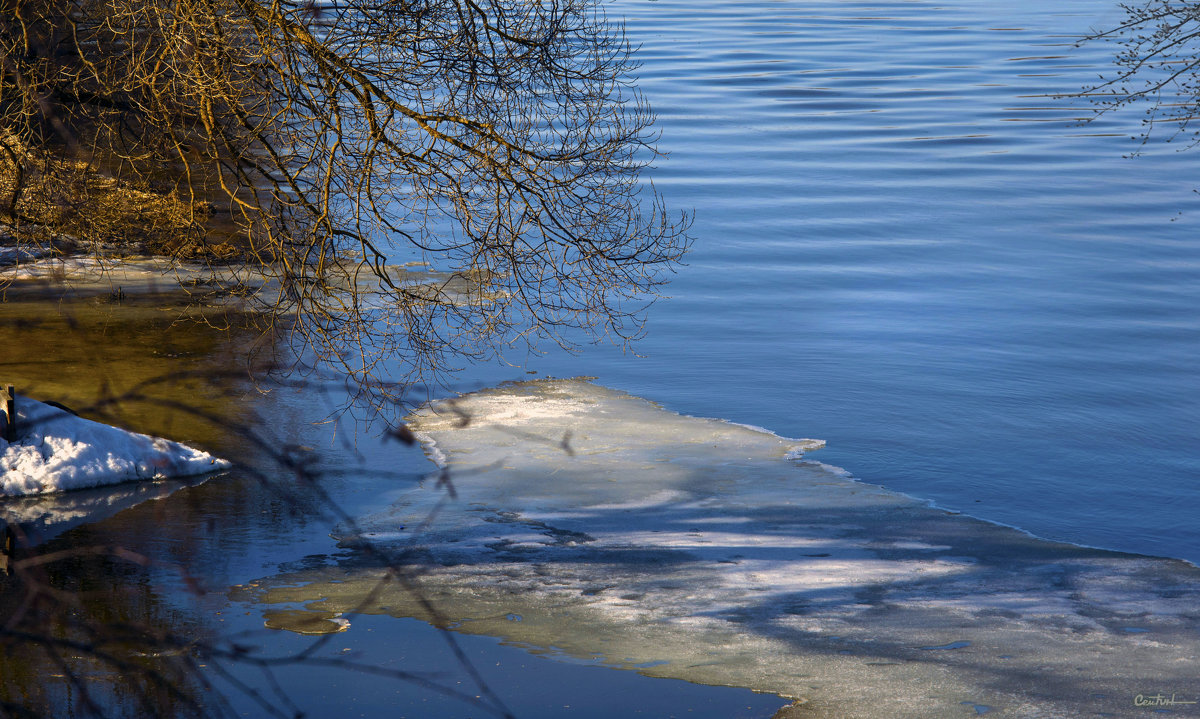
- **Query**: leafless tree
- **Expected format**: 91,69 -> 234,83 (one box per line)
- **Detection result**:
0,0 -> 690,401
1079,0 -> 1200,154
2,1 -> 689,715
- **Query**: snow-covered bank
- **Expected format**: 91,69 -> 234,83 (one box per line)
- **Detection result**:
235,379 -> 1200,718
1,396 -> 230,496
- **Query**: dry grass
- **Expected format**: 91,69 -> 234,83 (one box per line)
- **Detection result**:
0,133 -> 239,261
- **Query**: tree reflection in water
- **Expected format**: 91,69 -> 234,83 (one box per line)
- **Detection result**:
0,295 -> 522,718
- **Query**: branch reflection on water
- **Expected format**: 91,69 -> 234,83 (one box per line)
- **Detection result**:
0,293 -> 530,718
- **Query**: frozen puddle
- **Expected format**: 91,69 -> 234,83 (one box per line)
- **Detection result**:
235,379 -> 1200,717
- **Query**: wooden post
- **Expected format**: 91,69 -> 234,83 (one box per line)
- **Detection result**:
2,385 -> 14,442
0,522 -> 11,576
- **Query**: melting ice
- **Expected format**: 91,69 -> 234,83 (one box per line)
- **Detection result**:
235,379 -> 1200,718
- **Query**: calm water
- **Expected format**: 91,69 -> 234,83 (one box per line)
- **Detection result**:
6,0 -> 1200,716
507,0 -> 1200,564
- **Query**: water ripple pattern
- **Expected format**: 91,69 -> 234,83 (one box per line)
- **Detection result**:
560,0 -> 1200,562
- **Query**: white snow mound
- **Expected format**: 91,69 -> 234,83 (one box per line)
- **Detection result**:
1,396 -> 231,496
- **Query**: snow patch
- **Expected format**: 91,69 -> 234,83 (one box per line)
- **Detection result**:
1,396 -> 230,496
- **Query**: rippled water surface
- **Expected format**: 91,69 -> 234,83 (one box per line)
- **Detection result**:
527,0 -> 1200,563
6,0 -> 1200,716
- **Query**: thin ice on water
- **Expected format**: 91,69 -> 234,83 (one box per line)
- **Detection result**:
236,379 -> 1200,718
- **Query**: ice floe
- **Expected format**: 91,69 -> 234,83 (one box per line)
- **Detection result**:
1,396 -> 230,497
233,379 -> 1200,718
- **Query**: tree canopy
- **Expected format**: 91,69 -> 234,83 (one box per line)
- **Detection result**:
0,0 -> 689,395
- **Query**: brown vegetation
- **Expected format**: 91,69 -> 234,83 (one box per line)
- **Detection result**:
1,0 -> 690,394
0,133 -> 228,258
0,2 -> 691,715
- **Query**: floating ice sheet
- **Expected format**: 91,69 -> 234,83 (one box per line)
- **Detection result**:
234,379 -> 1200,718
1,396 -> 230,496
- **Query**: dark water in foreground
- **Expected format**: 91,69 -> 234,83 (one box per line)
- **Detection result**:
4,0 -> 1200,715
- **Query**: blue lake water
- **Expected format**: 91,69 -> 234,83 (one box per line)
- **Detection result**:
455,0 -> 1200,565
6,0 -> 1200,716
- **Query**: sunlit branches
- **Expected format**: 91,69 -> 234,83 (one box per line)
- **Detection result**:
1081,0 -> 1200,151
0,0 -> 690,408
